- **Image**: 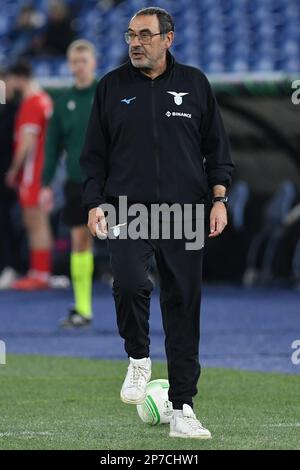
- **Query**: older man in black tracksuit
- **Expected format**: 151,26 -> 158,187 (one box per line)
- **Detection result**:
80,7 -> 234,439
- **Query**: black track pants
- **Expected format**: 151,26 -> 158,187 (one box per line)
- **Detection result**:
108,227 -> 203,410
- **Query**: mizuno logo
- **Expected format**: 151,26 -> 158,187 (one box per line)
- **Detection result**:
121,97 -> 136,104
167,91 -> 189,106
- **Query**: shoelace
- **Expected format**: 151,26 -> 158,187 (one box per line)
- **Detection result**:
129,364 -> 148,388
183,415 -> 204,431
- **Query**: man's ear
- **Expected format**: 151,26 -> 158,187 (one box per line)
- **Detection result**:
165,31 -> 174,49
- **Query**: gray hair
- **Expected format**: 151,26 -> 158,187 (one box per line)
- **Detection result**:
133,6 -> 174,35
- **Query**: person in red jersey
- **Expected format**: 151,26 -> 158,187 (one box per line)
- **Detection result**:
6,61 -> 53,290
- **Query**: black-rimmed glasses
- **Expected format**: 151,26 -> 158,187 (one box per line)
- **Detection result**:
124,30 -> 164,45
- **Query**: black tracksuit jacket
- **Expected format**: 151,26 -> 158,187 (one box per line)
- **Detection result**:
80,51 -> 234,211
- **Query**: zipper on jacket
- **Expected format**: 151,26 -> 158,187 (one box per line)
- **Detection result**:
151,80 -> 160,202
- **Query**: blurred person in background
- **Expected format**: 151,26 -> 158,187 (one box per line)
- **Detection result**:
5,61 -> 53,290
0,69 -> 21,288
32,0 -> 76,57
8,5 -> 43,61
40,40 -> 97,327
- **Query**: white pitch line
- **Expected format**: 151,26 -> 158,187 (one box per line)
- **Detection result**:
0,431 -> 52,438
260,423 -> 300,428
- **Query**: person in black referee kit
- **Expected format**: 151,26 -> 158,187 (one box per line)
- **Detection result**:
80,7 -> 234,439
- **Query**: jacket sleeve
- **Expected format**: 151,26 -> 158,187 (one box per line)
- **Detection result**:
200,75 -> 234,189
80,80 -> 109,212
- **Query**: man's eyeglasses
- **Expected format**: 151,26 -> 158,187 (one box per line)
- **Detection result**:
124,30 -> 165,45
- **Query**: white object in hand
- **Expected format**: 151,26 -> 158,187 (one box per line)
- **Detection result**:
111,222 -> 127,238
96,222 -> 108,240
96,221 -> 127,239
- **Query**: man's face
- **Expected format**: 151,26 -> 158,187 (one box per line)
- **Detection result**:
128,15 -> 173,70
3,74 -> 17,100
68,49 -> 96,81
9,75 -> 27,95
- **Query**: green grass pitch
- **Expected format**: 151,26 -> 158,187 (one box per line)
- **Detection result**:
0,355 -> 299,450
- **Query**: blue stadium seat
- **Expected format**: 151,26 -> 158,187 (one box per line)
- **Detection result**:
1,0 -> 299,76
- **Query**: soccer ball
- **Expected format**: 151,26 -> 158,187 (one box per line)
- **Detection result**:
136,379 -> 173,425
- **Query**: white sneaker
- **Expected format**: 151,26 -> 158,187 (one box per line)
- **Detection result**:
120,357 -> 151,404
0,267 -> 18,290
169,404 -> 212,439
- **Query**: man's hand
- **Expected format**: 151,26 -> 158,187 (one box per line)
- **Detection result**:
88,206 -> 108,238
5,166 -> 19,189
39,186 -> 54,213
7,130 -> 38,189
208,202 -> 227,238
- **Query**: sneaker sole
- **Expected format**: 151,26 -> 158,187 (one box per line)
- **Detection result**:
169,431 -> 212,439
60,322 -> 91,328
120,390 -> 147,405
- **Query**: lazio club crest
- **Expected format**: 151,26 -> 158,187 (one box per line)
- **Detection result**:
167,91 -> 189,106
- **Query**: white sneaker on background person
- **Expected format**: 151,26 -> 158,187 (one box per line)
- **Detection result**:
169,404 -> 212,439
120,357 -> 151,404
0,267 -> 18,290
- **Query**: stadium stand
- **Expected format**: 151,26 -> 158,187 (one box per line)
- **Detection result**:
0,0 -> 299,77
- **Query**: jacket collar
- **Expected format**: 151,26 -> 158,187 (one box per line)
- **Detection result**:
128,50 -> 175,81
